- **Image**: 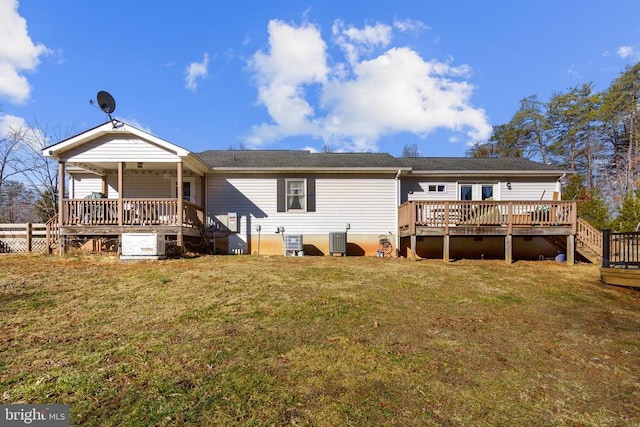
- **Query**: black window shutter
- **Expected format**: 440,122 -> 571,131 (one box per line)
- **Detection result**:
306,178 -> 316,212
277,178 -> 286,212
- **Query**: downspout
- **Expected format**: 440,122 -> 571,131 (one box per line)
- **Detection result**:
557,173 -> 566,198
394,169 -> 402,257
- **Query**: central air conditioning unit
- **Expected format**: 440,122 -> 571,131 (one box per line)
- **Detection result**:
120,233 -> 166,261
329,232 -> 347,256
284,234 -> 304,257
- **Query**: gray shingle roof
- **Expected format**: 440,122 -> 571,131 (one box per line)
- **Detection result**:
400,157 -> 566,172
196,150 -> 568,174
197,150 -> 399,169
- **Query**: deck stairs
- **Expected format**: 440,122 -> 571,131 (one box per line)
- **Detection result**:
544,217 -> 602,264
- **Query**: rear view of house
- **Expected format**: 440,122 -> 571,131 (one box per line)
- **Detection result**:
44,121 -> 597,263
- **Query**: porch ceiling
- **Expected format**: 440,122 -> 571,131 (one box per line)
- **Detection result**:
68,161 -> 206,176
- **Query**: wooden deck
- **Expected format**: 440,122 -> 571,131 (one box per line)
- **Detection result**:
600,229 -> 640,288
50,198 -> 206,254
398,200 -> 579,263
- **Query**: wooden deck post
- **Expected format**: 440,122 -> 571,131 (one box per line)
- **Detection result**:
443,235 -> 450,262
567,235 -> 575,265
57,161 -> 66,255
117,162 -> 125,226
410,235 -> 417,261
46,222 -> 51,254
101,175 -> 108,196
177,162 -> 184,251
505,234 -> 512,264
602,229 -> 611,268
26,223 -> 32,253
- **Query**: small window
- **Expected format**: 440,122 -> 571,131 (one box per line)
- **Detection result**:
428,184 -> 446,193
460,184 -> 473,201
482,184 -> 494,200
286,179 -> 306,211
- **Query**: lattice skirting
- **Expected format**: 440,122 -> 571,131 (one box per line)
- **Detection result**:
0,238 -> 48,253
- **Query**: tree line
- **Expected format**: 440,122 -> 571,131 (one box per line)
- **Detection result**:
0,120 -> 60,224
467,62 -> 640,231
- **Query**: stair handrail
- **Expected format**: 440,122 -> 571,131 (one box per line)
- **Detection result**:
45,213 -> 60,254
576,217 -> 602,256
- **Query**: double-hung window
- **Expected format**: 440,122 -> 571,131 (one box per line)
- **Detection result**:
277,178 -> 316,212
286,179 -> 306,211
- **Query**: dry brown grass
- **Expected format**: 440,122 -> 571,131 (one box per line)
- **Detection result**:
1,254 -> 639,426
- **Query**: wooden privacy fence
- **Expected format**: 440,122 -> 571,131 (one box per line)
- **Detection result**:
0,223 -> 49,253
602,229 -> 640,268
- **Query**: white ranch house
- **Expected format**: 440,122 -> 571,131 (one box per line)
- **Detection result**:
43,121 -> 600,263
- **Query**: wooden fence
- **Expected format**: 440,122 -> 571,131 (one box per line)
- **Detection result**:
0,223 -> 49,253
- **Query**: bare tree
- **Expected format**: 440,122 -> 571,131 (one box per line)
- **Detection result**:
0,127 -> 31,201
18,119 -> 71,222
401,143 -> 420,157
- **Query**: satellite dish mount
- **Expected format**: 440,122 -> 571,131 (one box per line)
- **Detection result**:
90,91 -> 119,126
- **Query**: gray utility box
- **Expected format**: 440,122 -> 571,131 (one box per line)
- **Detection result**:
329,232 -> 347,256
284,234 -> 304,257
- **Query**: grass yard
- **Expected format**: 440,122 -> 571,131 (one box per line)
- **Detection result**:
0,254 -> 639,426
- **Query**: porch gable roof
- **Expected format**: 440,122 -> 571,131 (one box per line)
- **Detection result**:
43,121 -> 210,175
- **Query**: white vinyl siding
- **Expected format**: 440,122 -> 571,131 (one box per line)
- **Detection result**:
500,179 -> 559,200
402,179 -> 457,202
70,173 -> 103,199
207,174 -> 397,235
62,135 -> 180,163
71,170 -> 200,202
403,177 -> 560,202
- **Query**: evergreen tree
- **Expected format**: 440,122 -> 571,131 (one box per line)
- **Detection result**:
611,190 -> 640,232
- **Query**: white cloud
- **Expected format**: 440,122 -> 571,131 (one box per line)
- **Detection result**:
393,17 -> 428,33
0,0 -> 50,104
333,20 -> 392,65
617,45 -> 638,59
0,113 -> 47,149
247,19 -> 491,151
246,20 -> 328,144
567,65 -> 582,80
185,52 -> 210,91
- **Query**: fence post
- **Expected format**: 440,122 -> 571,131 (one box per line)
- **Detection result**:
26,223 -> 32,253
602,229 -> 610,268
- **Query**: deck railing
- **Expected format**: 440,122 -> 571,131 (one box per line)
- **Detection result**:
45,214 -> 59,253
577,217 -> 603,255
62,199 -> 204,228
602,229 -> 640,268
399,200 -> 576,232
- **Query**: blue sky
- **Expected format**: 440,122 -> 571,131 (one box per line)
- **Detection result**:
1,0 -> 640,157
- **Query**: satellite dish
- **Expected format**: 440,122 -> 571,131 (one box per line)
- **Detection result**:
96,91 -> 116,115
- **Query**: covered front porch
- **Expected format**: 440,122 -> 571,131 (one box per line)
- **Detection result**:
44,122 -> 211,254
